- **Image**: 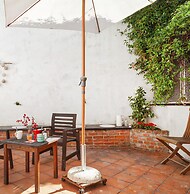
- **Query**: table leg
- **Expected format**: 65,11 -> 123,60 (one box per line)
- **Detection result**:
53,142 -> 58,178
6,131 -> 13,169
34,149 -> 40,193
4,144 -> 9,184
25,152 -> 30,172
8,149 -> 13,169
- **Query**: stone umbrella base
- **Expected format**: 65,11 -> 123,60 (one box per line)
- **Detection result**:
62,166 -> 107,194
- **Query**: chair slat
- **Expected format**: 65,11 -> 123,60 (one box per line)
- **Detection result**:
183,115 -> 190,138
54,117 -> 74,121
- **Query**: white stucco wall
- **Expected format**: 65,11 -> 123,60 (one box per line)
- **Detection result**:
0,2 -> 151,126
0,1 -> 189,140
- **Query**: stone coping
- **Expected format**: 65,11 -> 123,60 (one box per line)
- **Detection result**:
76,124 -> 131,130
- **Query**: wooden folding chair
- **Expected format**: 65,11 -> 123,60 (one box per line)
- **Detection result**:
156,111 -> 190,175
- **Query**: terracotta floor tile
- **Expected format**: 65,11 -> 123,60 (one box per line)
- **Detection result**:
155,186 -> 187,194
9,173 -> 26,183
114,159 -> 135,168
90,160 -> 111,168
0,183 -> 24,194
85,184 -> 120,194
0,148 -> 190,194
130,164 -> 151,172
153,163 -> 179,174
122,184 -> 156,194
114,170 -> 140,183
13,178 -> 34,191
99,164 -> 124,177
106,177 -> 130,189
142,171 -> 168,185
68,160 -> 81,167
162,177 -> 190,191
134,176 -> 160,189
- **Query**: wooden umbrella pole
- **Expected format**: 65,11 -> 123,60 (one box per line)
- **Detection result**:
82,0 -> 85,145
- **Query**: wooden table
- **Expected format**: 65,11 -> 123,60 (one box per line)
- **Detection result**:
4,137 -> 58,193
0,125 -> 51,169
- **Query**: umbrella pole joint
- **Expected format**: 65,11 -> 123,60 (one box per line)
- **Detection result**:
79,76 -> 87,87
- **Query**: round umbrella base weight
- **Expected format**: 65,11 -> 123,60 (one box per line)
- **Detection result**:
62,166 -> 107,193
68,166 -> 101,184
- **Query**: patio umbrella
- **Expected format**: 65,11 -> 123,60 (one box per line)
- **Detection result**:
3,0 -> 154,187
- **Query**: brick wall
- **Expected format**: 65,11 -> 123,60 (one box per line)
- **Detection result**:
0,131 -> 15,140
0,127 -> 169,152
130,129 -> 169,152
84,129 -> 130,148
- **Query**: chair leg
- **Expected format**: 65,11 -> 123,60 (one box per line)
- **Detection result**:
161,147 -> 180,164
157,136 -> 190,175
32,148 -> 53,165
50,148 -> 53,155
32,152 -> 34,165
157,139 -> 188,164
181,164 -> 190,175
62,135 -> 67,171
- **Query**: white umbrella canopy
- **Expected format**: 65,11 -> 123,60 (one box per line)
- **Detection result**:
4,0 -> 152,33
3,0 -> 154,184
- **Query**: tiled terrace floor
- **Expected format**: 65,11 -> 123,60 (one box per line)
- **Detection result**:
0,147 -> 190,194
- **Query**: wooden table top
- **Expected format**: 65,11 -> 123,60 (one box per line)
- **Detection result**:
3,136 -> 60,147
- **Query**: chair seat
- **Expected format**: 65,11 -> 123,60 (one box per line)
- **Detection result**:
56,137 -> 77,145
157,136 -> 190,144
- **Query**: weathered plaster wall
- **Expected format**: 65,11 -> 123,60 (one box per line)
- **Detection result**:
0,2 -> 151,126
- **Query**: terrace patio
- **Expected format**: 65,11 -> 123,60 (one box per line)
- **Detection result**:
0,0 -> 190,193
0,146 -> 190,194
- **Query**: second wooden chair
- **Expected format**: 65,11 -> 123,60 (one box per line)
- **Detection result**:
50,113 -> 81,171
32,113 -> 81,171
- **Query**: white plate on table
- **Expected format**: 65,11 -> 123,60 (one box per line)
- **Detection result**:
100,124 -> 115,128
12,126 -> 27,129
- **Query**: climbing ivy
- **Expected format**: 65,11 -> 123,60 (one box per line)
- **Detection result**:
120,0 -> 190,103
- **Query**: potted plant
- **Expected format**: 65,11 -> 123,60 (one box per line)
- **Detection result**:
128,87 -> 154,120
128,87 -> 169,151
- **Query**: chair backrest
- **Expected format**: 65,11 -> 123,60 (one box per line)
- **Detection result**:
183,112 -> 190,138
51,113 -> 77,136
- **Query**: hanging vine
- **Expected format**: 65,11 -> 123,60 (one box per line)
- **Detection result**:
120,0 -> 190,103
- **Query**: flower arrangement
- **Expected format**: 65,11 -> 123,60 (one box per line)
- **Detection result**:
133,121 -> 160,130
16,114 -> 38,130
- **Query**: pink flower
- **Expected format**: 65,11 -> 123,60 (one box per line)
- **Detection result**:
16,114 -> 38,129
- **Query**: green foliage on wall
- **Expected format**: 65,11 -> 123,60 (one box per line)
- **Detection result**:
120,0 -> 190,103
